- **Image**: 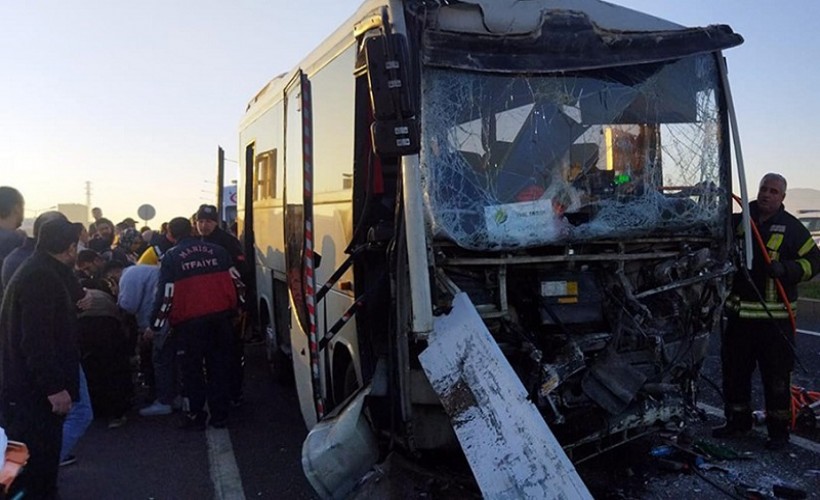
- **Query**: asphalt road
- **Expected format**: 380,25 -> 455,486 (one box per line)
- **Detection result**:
58,343 -> 316,500
55,311 -> 820,499
578,310 -> 820,500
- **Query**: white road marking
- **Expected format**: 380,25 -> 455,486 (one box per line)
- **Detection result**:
699,403 -> 820,454
797,328 -> 820,338
206,427 -> 247,500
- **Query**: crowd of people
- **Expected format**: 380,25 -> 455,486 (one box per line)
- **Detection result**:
0,186 -> 249,499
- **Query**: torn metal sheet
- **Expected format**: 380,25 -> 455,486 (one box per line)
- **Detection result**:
302,387 -> 379,499
419,292 -> 592,499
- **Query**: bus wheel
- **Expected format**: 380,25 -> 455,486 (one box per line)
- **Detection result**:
342,363 -> 359,397
266,323 -> 292,385
333,353 -> 359,405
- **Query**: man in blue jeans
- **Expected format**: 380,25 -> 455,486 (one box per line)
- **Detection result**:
119,263 -> 177,416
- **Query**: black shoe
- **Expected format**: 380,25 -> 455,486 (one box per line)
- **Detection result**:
711,424 -> 750,439
765,436 -> 789,451
178,412 -> 207,431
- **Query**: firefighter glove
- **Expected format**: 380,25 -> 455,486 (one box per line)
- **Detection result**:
769,261 -> 787,279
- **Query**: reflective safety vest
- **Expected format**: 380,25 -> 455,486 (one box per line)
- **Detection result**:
725,294 -> 796,319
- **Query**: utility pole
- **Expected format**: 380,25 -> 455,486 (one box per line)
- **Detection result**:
85,181 -> 92,223
217,146 -> 225,227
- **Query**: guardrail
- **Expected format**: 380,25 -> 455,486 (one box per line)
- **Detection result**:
798,298 -> 820,325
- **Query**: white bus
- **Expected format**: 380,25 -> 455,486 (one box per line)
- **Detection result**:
237,0 -> 745,496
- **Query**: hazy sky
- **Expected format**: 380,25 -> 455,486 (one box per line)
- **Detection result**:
1,1 -> 818,225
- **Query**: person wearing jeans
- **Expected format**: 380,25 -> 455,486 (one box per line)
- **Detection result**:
119,263 -> 176,416
60,367 -> 93,465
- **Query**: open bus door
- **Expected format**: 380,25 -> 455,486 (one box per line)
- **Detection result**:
283,71 -> 327,427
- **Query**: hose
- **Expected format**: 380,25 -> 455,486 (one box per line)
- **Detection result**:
730,195 -> 806,377
731,194 -> 795,335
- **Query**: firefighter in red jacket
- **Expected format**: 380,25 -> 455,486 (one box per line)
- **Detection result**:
194,204 -> 249,407
714,173 -> 820,449
150,217 -> 244,430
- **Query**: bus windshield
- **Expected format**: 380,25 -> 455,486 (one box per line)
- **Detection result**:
419,54 -> 727,250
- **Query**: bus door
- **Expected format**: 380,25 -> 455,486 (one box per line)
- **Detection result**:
284,71 -> 325,427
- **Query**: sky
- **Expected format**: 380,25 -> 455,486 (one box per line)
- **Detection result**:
1,0 -> 819,226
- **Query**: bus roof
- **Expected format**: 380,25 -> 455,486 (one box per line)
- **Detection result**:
241,0 -> 724,126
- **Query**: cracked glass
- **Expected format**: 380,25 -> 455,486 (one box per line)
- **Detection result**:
420,54 -> 726,250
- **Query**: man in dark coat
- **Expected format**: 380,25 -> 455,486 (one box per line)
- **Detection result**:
0,219 -> 84,498
1,211 -> 67,289
195,204 -> 247,277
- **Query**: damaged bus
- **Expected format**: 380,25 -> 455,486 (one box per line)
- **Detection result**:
237,0 -> 746,497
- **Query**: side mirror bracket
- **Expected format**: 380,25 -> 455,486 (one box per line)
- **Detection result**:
364,33 -> 419,157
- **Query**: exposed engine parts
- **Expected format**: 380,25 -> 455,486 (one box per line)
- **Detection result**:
435,239 -> 732,461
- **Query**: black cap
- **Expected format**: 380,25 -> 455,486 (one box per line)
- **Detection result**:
196,204 -> 219,222
36,220 -> 84,254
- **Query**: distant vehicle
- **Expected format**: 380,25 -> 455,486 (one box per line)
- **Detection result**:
799,210 -> 820,246
236,0 -> 745,497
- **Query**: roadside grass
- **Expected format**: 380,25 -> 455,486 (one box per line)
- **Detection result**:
799,280 -> 820,300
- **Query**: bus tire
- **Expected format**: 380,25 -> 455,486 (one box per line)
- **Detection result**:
265,321 -> 293,385
332,351 -> 359,405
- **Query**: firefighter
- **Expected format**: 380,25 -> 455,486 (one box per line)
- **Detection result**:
714,173 -> 820,450
149,217 -> 243,430
194,204 -> 249,407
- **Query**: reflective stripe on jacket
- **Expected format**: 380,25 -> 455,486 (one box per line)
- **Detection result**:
728,201 -> 820,320
725,295 -> 796,319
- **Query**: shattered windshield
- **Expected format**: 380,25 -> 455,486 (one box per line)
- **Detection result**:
419,54 -> 726,250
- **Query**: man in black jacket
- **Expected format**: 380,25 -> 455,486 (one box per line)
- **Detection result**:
0,219 -> 84,498
714,173 -> 820,450
2,211 -> 67,289
195,204 -> 247,277
195,204 -> 249,406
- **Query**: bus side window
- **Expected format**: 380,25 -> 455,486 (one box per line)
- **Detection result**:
255,149 -> 277,200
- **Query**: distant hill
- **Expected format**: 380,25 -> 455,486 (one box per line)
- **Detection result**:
736,188 -> 820,215
786,188 -> 820,215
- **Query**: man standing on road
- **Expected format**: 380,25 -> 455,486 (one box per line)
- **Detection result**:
1,212 -> 95,468
195,204 -> 249,407
714,173 -> 820,450
0,219 -> 84,498
150,217 -> 242,430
